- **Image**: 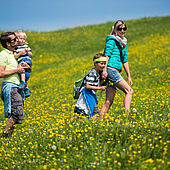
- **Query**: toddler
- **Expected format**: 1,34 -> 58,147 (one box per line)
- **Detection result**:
14,30 -> 32,97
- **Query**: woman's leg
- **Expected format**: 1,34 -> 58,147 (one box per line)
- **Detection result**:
115,80 -> 133,113
100,87 -> 116,119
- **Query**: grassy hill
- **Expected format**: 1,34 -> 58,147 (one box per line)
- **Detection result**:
0,16 -> 169,169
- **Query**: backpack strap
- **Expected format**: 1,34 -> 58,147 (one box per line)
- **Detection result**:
105,38 -> 123,62
112,39 -> 123,62
80,69 -> 95,90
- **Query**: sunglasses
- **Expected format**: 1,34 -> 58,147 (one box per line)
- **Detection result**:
9,37 -> 17,42
117,26 -> 127,31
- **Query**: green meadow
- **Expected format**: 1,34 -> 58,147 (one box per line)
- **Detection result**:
0,16 -> 169,169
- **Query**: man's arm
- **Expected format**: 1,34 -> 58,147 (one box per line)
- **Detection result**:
0,63 -> 27,78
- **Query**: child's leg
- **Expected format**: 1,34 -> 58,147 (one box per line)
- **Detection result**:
92,103 -> 99,121
19,73 -> 27,89
20,73 -> 26,82
24,72 -> 31,97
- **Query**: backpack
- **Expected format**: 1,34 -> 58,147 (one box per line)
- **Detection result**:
73,70 -> 93,99
73,77 -> 84,99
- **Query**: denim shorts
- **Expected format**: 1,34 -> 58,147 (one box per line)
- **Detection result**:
106,68 -> 124,88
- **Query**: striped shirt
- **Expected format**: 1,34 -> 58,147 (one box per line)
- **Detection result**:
83,68 -> 100,88
13,44 -> 32,62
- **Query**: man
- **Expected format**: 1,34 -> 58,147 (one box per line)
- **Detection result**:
0,32 -> 30,137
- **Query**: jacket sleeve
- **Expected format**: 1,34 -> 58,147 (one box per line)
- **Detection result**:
122,45 -> 128,63
104,38 -> 115,57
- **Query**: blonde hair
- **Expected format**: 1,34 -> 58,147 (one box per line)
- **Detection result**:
111,20 -> 127,35
15,30 -> 27,38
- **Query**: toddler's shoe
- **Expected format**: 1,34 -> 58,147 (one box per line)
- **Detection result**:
24,88 -> 31,98
19,81 -> 27,89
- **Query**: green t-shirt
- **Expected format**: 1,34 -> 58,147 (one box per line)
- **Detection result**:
0,48 -> 20,85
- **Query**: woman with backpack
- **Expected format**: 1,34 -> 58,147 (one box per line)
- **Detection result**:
100,20 -> 133,119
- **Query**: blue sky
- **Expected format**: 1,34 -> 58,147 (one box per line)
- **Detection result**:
0,0 -> 169,32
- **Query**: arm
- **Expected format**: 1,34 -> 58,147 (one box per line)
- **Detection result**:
14,48 -> 27,59
0,62 -> 30,78
0,65 -> 24,78
123,62 -> 132,86
26,48 -> 32,58
86,84 -> 106,91
27,51 -> 32,58
102,56 -> 110,79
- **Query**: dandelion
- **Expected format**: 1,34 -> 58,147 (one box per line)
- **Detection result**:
52,145 -> 56,150
145,158 -> 154,163
132,108 -> 137,113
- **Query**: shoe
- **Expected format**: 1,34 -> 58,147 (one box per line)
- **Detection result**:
1,132 -> 10,138
24,88 -> 31,98
19,81 -> 27,89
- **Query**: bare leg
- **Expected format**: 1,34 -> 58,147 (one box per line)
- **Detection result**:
92,114 -> 97,121
100,87 -> 116,119
115,79 -> 133,113
25,81 -> 28,88
20,73 -> 25,82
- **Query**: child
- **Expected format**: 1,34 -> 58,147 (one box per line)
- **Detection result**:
13,30 -> 32,97
69,53 -> 107,122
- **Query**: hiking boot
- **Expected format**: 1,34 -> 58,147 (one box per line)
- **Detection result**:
19,81 -> 27,89
24,88 -> 31,98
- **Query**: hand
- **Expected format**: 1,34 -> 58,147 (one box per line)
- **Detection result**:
102,70 -> 107,79
128,76 -> 133,86
18,62 -> 31,74
100,86 -> 107,90
19,61 -> 31,69
17,65 -> 25,74
22,48 -> 27,54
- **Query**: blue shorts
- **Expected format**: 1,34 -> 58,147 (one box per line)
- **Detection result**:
106,68 -> 124,88
18,58 -> 32,67
18,58 -> 32,81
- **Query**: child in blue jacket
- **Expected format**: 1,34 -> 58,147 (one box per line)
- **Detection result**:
69,53 -> 107,123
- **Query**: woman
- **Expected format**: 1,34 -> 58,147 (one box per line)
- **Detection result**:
100,20 -> 133,119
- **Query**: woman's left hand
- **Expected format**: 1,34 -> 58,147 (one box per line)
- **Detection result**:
128,76 -> 133,86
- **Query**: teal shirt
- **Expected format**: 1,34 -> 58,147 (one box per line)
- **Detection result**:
104,35 -> 128,72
